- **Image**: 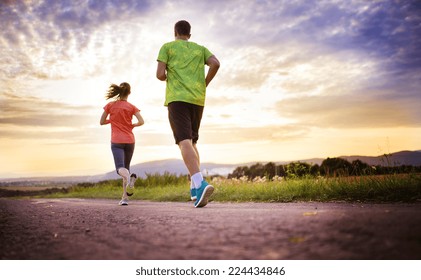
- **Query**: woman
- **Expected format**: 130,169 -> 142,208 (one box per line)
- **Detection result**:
100,82 -> 144,206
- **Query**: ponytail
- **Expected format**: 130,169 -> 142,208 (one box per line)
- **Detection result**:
105,82 -> 131,100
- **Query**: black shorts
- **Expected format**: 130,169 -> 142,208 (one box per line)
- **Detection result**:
168,101 -> 204,144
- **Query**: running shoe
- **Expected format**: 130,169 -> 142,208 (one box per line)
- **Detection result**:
126,173 -> 137,197
194,181 -> 214,208
190,188 -> 197,201
129,173 -> 137,188
119,198 -> 128,206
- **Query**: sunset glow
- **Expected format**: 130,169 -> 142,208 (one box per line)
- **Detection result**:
1,0 -> 420,178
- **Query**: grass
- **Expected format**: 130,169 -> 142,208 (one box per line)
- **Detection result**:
212,174 -> 421,202
35,173 -> 421,203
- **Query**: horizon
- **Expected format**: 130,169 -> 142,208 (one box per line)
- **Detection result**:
1,149 -> 419,181
1,0 -> 420,178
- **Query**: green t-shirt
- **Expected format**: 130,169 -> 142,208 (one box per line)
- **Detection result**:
157,40 -> 213,106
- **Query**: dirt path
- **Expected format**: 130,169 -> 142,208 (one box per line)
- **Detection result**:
1,198 -> 420,260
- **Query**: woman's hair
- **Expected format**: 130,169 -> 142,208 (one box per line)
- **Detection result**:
174,20 -> 191,36
106,82 -> 131,100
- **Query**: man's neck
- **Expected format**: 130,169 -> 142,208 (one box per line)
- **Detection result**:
175,35 -> 189,41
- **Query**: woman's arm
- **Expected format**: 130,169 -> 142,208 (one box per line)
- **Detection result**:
100,110 -> 110,125
132,111 -> 145,128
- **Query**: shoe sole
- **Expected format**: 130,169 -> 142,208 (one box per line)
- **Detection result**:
195,185 -> 214,208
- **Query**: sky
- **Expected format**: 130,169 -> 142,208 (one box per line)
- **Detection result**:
1,0 -> 420,178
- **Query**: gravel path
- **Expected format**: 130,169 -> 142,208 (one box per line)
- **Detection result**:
1,198 -> 420,260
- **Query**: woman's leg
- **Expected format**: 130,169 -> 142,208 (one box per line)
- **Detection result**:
111,143 -> 130,201
123,143 -> 135,171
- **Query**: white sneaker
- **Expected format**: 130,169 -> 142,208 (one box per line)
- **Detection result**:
119,198 -> 128,206
126,174 -> 136,197
129,173 -> 137,189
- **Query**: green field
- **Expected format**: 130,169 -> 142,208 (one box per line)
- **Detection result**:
31,173 -> 421,203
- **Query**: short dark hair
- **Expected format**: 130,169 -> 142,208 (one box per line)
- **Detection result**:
174,20 -> 191,36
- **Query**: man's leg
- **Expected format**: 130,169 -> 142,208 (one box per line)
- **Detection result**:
179,139 -> 214,208
193,143 -> 200,165
188,143 -> 200,200
179,139 -> 200,176
179,139 -> 205,200
168,102 -> 213,207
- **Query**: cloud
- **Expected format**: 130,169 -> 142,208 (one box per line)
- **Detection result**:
0,93 -> 104,144
211,0 -> 421,76
0,0 -> 420,178
1,0 -> 151,41
0,0 -> 152,80
204,0 -> 421,132
0,93 -> 96,128
3,0 -> 419,86
274,87 -> 421,129
200,124 -> 310,144
206,95 -> 247,107
345,0 -> 421,72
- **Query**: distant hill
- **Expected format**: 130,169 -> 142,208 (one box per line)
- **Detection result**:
95,159 -> 238,181
102,150 -> 420,179
1,150 -> 420,185
289,150 -> 421,167
339,150 -> 421,167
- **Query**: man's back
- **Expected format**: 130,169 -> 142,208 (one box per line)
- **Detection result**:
157,40 -> 213,106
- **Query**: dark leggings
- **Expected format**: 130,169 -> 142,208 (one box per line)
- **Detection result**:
111,143 -> 135,173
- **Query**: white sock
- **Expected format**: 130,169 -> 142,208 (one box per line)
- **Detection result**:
191,172 -> 203,189
190,180 -> 195,190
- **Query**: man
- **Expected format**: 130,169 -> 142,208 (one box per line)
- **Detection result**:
156,20 -> 220,208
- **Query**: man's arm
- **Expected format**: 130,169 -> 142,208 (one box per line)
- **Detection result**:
156,61 -> 167,81
205,55 -> 220,87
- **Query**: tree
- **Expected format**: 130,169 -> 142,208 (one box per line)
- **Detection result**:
228,165 -> 249,179
285,162 -> 312,178
310,164 -> 320,176
351,160 -> 370,176
320,157 -> 352,177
